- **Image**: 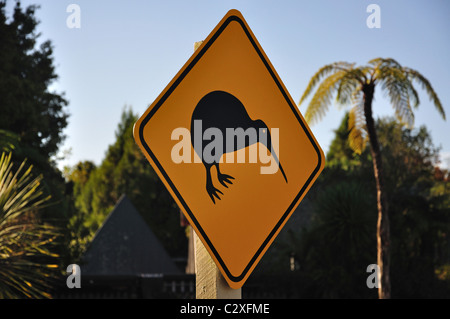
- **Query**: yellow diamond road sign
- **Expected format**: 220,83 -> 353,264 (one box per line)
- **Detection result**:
134,9 -> 325,289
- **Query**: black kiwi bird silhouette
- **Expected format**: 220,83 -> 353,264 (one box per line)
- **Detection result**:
190,90 -> 288,204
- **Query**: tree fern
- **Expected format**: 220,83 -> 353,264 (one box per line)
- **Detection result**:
299,57 -> 445,299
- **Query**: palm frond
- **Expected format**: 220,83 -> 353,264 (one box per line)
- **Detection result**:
301,57 -> 444,137
387,81 -> 415,128
348,90 -> 368,154
304,69 -> 348,124
375,64 -> 416,128
404,67 -> 445,120
369,57 -> 402,69
299,62 -> 354,106
336,67 -> 368,106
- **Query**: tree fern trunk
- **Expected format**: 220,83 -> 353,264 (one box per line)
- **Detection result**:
363,83 -> 391,299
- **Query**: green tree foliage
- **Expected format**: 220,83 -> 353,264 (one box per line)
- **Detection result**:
375,120 -> 450,297
0,153 -> 60,298
67,108 -> 187,261
63,160 -> 96,261
0,1 -> 68,159
326,113 -> 368,170
299,180 -> 377,298
0,130 -> 21,154
0,1 -> 70,230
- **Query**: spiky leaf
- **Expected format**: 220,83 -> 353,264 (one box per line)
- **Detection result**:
0,153 -> 60,299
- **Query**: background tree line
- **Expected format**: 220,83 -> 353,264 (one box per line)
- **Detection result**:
0,2 -> 186,297
64,108 -> 187,262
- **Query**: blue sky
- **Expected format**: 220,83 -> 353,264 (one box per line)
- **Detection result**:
5,0 -> 450,169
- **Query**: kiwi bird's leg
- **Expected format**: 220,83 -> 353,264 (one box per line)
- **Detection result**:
205,163 -> 223,204
215,163 -> 234,188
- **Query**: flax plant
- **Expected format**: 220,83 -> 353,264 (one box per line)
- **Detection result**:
0,153 -> 60,298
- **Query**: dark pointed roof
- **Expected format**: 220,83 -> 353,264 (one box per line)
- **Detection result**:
82,195 -> 180,276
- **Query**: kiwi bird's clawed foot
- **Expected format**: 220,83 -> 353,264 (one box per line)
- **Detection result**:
206,183 -> 223,204
218,173 -> 234,188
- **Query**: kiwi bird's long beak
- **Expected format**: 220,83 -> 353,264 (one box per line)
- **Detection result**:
279,162 -> 288,183
271,150 -> 288,183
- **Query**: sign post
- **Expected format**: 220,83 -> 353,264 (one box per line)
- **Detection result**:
134,9 -> 324,293
194,228 -> 241,298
